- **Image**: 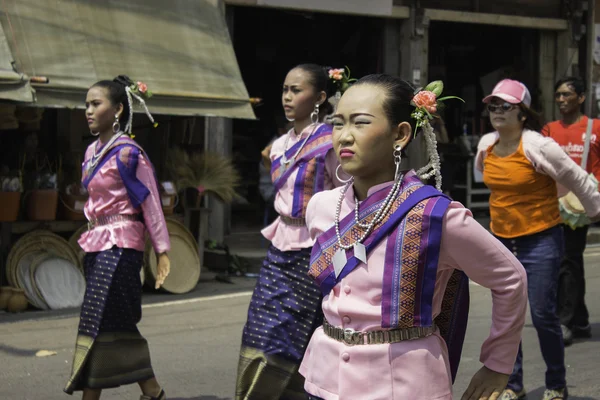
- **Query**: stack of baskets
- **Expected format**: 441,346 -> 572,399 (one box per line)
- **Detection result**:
3,230 -> 85,311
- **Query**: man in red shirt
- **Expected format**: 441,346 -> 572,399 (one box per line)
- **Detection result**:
542,76 -> 598,346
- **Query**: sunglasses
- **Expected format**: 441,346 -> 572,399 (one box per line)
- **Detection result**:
487,102 -> 517,113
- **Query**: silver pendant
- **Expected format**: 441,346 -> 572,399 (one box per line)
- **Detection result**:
354,243 -> 367,264
332,249 -> 347,278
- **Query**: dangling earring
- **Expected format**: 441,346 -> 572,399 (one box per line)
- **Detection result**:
90,130 -> 100,136
336,165 -> 353,184
112,114 -> 121,134
394,144 -> 403,181
310,103 -> 320,124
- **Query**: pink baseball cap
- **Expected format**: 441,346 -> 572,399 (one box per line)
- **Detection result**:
483,79 -> 531,107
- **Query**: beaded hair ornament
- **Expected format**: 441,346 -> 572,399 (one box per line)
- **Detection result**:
410,80 -> 464,191
123,80 -> 158,138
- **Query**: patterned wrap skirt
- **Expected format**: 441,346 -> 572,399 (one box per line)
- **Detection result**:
236,245 -> 323,400
64,246 -> 154,394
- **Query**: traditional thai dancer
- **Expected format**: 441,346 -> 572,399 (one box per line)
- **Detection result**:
476,79 -> 600,400
65,75 -> 170,400
236,64 -> 347,400
301,74 -> 528,400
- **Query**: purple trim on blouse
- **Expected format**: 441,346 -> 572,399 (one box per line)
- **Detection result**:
116,146 -> 151,209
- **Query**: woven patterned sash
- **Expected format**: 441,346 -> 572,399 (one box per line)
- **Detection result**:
270,124 -> 333,218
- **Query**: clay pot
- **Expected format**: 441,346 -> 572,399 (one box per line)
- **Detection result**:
26,189 -> 58,221
6,288 -> 29,313
0,192 -> 21,222
0,286 -> 13,310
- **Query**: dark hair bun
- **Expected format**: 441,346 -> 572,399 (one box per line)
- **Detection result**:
113,75 -> 134,87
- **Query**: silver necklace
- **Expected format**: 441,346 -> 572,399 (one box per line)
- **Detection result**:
89,132 -> 124,169
331,178 -> 402,276
281,123 -> 319,165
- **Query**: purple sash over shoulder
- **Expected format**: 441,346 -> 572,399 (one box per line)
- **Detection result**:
270,124 -> 333,218
308,174 -> 470,382
81,136 -> 158,210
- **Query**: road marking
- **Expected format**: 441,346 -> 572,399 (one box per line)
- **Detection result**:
142,291 -> 253,309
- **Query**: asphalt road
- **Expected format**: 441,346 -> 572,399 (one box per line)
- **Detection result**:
1,250 -> 599,400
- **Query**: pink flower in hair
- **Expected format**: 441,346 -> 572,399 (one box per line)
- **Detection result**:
412,91 -> 437,113
197,185 -> 205,194
137,81 -> 148,94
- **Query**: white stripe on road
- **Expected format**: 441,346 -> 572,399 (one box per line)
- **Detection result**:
142,291 -> 253,309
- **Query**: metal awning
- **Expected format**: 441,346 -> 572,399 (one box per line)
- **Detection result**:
0,0 -> 255,119
0,21 -> 33,102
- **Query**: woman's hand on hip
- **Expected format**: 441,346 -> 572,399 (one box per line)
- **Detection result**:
155,252 -> 170,289
461,366 -> 509,400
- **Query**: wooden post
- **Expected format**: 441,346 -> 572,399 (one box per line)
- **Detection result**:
204,117 -> 233,243
399,7 -> 428,171
539,31 -> 557,122
382,19 -> 400,76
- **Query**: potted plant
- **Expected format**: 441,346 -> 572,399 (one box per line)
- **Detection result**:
24,154 -> 58,221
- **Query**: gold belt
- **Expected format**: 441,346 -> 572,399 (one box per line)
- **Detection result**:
322,318 -> 437,346
88,214 -> 142,230
279,215 -> 306,227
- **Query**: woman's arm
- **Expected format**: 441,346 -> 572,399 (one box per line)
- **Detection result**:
530,137 -> 600,219
116,146 -> 170,254
440,205 -> 527,375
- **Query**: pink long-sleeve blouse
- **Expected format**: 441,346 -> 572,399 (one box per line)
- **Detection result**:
261,123 -> 342,251
299,178 -> 528,400
78,139 -> 170,255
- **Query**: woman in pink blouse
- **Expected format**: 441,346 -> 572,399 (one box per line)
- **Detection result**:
64,76 -> 170,400
300,74 -> 528,400
236,64 -> 346,399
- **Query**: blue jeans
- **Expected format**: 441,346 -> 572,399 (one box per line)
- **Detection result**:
497,226 -> 566,392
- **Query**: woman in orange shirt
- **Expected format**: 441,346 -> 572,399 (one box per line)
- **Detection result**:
475,79 -> 600,400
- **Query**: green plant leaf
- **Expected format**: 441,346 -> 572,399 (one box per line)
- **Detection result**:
424,81 -> 444,97
437,95 -> 465,102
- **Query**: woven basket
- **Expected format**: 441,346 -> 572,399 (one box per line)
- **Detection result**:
144,218 -> 200,294
31,254 -> 85,310
6,230 -> 81,287
18,251 -> 50,310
